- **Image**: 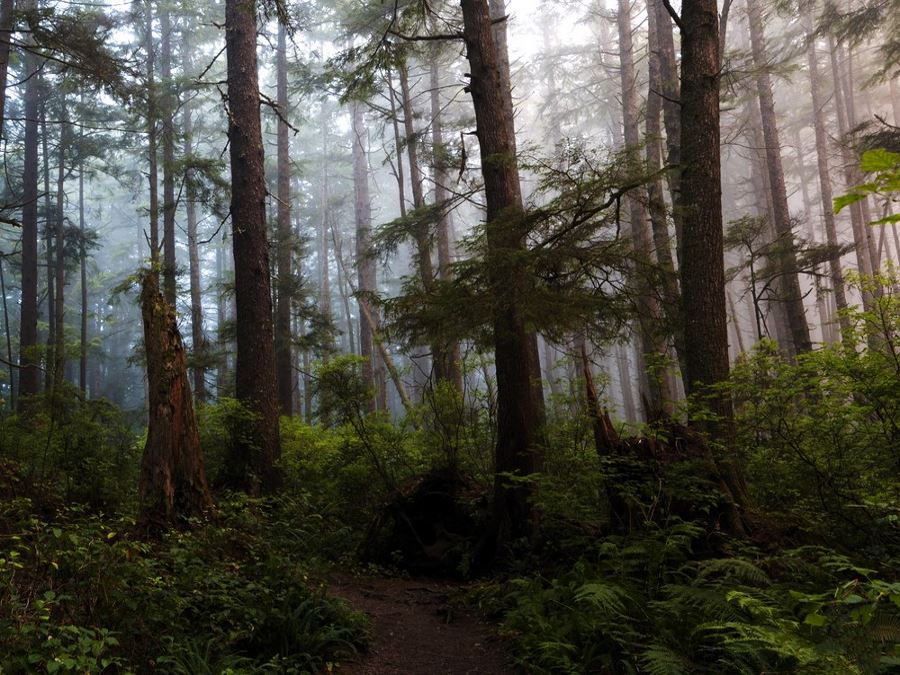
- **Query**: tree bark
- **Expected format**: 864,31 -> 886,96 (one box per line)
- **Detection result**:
145,0 -> 159,264
53,118 -> 68,391
617,0 -> 673,415
18,9 -> 40,407
746,0 -> 811,354
352,102 -> 379,413
79,161 -> 87,394
182,26 -> 206,402
160,1 -> 177,305
275,23 -> 293,415
805,22 -> 851,341
224,0 -> 282,492
138,271 -> 213,535
461,0 -> 541,560
0,0 -> 14,138
429,54 -> 463,392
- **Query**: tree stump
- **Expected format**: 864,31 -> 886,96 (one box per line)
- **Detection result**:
137,271 -> 213,535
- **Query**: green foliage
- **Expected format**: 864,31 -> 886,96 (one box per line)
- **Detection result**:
0,392 -> 139,509
730,281 -> 900,549
834,148 -> 900,224
490,525 -> 897,673
0,493 -> 367,673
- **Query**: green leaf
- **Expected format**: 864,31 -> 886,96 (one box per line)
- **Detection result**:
803,612 -> 827,627
859,148 -> 900,173
833,192 -> 865,213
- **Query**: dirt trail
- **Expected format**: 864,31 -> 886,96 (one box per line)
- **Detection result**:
330,573 -> 515,675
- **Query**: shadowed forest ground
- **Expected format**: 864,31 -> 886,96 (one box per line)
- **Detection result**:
331,573 -> 514,674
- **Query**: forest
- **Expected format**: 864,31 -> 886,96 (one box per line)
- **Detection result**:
0,0 -> 898,670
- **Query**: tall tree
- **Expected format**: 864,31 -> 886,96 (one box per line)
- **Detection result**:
805,14 -> 850,338
351,101 -> 378,412
160,0 -> 177,305
461,0 -> 541,560
17,2 -> 41,407
182,20 -> 206,401
745,0 -> 812,354
676,0 -> 749,527
616,0 -> 674,414
274,22 -> 293,415
223,0 -> 281,491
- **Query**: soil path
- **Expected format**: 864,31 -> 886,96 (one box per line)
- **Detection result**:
330,573 -> 515,674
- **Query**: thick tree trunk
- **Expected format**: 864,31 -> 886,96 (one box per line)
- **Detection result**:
160,2 -> 177,305
275,23 -> 293,415
18,16 -> 40,407
138,271 -> 213,535
462,0 -> 541,560
224,0 -> 282,492
678,0 -> 749,531
746,0 -> 811,355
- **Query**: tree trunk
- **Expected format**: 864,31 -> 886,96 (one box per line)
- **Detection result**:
42,103 -> 53,393
646,0 -> 685,379
18,12 -> 40,407
461,0 -> 541,561
224,0 -> 282,492
183,27 -> 206,402
746,0 -> 811,355
160,2 -> 177,305
429,56 -> 464,392
79,162 -> 87,394
53,118 -> 68,391
652,0 -> 683,256
678,0 -> 749,531
352,102 -> 379,413
805,25 -> 851,341
617,0 -> 673,415
275,23 -> 293,415
145,0 -> 159,264
0,0 -> 15,138
138,271 -> 213,536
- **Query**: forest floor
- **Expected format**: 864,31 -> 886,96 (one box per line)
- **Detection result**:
330,572 -> 515,674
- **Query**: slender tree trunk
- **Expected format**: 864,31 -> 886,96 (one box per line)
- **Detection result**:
746,0 -> 811,354
805,23 -> 851,341
42,102 -> 54,393
0,0 -> 15,138
828,38 -> 875,311
53,119 -> 68,390
145,0 -> 159,265
18,17 -> 40,406
182,28 -> 206,402
617,0 -> 673,415
462,0 -> 541,561
224,0 -> 282,492
319,115 -> 333,358
138,271 -> 213,535
352,102 -> 379,413
646,0 -> 684,376
331,226 -> 356,355
215,237 -> 227,397
652,0 -> 683,256
429,54 -> 464,392
79,162 -> 87,394
160,2 -> 177,305
275,23 -> 293,415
